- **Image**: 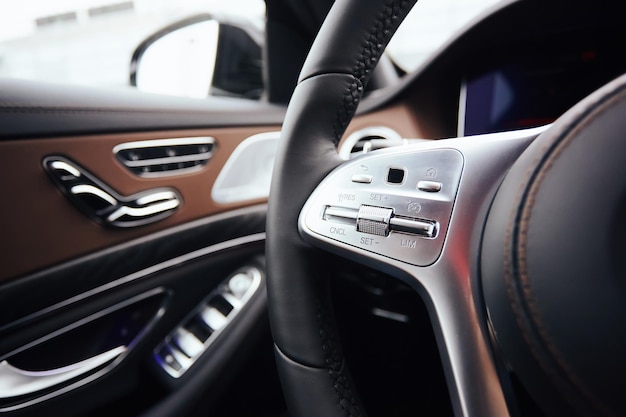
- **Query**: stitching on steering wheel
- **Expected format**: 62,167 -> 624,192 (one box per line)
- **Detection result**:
316,296 -> 363,417
503,79 -> 626,416
333,78 -> 363,144
331,0 -> 414,144
354,0 -> 412,84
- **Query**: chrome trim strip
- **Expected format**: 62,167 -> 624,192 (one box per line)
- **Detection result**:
69,184 -> 117,206
370,308 -> 409,323
111,233 -> 265,290
49,161 -> 81,178
106,199 -> 180,222
135,191 -> 178,206
112,137 -> 214,153
0,346 -> 125,399
137,164 -> 205,179
457,78 -> 468,137
462,124 -> 550,141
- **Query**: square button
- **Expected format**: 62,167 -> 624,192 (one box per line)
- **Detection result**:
387,167 -> 405,184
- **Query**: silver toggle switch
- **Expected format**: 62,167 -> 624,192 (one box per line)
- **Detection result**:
356,205 -> 394,236
324,206 -> 359,222
389,216 -> 437,238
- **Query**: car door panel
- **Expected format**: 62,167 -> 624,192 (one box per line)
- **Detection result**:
0,216 -> 267,414
0,237 -> 267,416
0,77 -> 282,416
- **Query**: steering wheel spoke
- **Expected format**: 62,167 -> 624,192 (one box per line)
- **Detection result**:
299,127 -> 546,270
298,126 -> 548,416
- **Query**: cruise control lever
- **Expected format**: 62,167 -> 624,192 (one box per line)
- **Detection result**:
324,205 -> 437,238
43,156 -> 181,228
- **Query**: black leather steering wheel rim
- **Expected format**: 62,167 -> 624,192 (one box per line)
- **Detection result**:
266,1 -> 417,416
480,74 -> 626,416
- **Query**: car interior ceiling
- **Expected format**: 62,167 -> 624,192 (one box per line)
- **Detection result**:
1,0 -> 625,416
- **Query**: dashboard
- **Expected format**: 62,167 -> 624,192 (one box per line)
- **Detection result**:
361,0 -> 626,144
461,24 -> 626,136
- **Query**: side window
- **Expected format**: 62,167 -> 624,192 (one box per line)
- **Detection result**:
0,0 -> 265,99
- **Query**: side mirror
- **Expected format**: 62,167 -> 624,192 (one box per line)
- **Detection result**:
130,14 -> 264,100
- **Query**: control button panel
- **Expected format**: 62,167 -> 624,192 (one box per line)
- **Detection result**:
301,148 -> 463,266
154,266 -> 262,378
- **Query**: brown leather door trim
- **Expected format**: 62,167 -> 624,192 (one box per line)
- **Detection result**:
0,127 -> 277,281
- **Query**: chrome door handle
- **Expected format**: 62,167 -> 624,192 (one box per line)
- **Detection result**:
44,156 -> 181,228
0,346 -> 125,399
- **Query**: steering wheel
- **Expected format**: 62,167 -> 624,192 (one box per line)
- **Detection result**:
266,0 -> 626,416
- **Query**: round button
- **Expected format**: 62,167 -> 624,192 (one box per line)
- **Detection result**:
228,272 -> 253,298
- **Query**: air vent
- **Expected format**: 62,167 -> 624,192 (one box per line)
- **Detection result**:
339,126 -> 404,160
113,137 -> 215,178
